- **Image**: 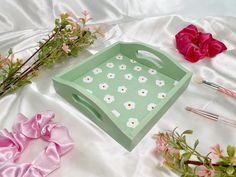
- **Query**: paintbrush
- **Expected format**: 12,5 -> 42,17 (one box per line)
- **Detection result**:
185,106 -> 236,128
193,75 -> 236,99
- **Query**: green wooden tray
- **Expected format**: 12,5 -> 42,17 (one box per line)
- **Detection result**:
53,42 -> 192,151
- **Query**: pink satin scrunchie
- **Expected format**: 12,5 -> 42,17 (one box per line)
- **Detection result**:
0,111 -> 74,177
175,24 -> 227,63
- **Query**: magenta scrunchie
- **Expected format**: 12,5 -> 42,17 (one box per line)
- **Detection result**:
0,111 -> 74,177
175,24 -> 227,63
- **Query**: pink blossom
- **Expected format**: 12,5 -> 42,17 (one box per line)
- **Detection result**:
78,18 -> 84,22
69,36 -> 78,41
87,17 -> 93,21
62,43 -> 71,54
160,158 -> 166,167
0,54 -> 6,60
208,144 -> 224,162
197,166 -> 215,177
10,54 -> 14,60
72,24 -> 78,31
92,26 -> 98,31
168,147 -> 180,156
66,11 -> 73,16
153,133 -> 168,155
92,25 -> 101,32
60,11 -> 72,17
82,27 -> 89,31
82,10 -> 89,16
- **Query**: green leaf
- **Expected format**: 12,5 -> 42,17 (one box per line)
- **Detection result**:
226,166 -> 235,175
194,139 -> 199,150
182,130 -> 193,135
182,152 -> 192,161
227,145 -> 235,157
180,152 -> 192,169
8,48 -> 13,55
70,47 -> 78,57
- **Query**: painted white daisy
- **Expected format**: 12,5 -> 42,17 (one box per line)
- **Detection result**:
138,76 -> 147,83
134,66 -> 142,71
148,69 -> 157,75
130,59 -> 137,63
124,74 -> 133,80
119,64 -> 126,70
138,89 -> 148,96
83,76 -> 93,83
147,103 -> 157,111
106,62 -> 114,68
173,80 -> 179,86
92,67 -> 102,74
116,54 -> 123,60
117,86 -> 127,93
104,95 -> 115,103
124,101 -> 135,110
126,118 -> 139,128
99,83 -> 109,90
158,93 -> 167,99
112,110 -> 120,117
156,80 -> 165,87
107,73 -> 115,79
86,89 -> 93,94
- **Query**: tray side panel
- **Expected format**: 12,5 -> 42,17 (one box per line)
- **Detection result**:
53,78 -> 135,151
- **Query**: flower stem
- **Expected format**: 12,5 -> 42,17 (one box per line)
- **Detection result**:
0,31 -> 57,87
185,160 -> 235,167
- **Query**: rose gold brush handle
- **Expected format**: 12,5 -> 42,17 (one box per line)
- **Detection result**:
217,87 -> 236,99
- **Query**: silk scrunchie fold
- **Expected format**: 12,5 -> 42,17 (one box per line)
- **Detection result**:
175,24 -> 227,63
0,111 -> 74,177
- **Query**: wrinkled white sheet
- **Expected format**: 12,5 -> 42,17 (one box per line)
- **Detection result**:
0,1 -> 236,177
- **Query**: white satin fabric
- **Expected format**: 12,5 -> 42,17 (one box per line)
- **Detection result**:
0,1 -> 236,177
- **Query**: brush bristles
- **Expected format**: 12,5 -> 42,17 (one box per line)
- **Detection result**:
192,75 -> 204,84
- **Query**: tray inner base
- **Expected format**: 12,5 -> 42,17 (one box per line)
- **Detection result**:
73,54 -> 177,131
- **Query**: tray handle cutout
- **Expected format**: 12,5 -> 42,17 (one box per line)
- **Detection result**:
72,94 -> 102,121
136,50 -> 163,69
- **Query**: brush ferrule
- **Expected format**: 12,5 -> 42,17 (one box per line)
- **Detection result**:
202,81 -> 220,89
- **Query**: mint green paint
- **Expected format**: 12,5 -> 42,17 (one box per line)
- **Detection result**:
53,42 -> 192,151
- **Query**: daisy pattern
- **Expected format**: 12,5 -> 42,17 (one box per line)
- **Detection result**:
147,103 -> 157,111
112,110 -> 120,117
116,54 -> 123,60
83,76 -> 93,83
126,118 -> 139,128
92,67 -> 102,74
124,74 -> 133,80
99,83 -> 109,90
86,89 -> 93,94
156,80 -> 165,87
107,73 -> 115,79
138,76 -> 147,83
158,93 -> 167,99
138,89 -> 148,96
134,66 -> 142,71
130,59 -> 137,63
119,64 -> 126,70
148,69 -> 157,75
173,80 -> 179,86
117,86 -> 127,93
106,62 -> 114,68
104,95 -> 115,103
124,101 -> 135,110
